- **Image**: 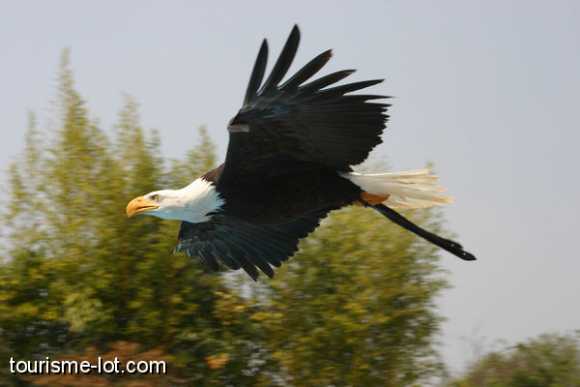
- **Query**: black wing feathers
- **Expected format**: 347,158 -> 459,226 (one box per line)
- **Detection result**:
175,210 -> 329,280
315,79 -> 385,98
258,25 -> 300,95
297,69 -> 356,95
279,49 -> 332,91
227,25 -> 389,174
243,39 -> 269,105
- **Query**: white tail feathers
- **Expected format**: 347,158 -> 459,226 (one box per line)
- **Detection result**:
343,168 -> 454,209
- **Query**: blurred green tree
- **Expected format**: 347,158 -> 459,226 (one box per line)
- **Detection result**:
0,51 -> 268,386
448,332 -> 580,387
253,206 -> 449,386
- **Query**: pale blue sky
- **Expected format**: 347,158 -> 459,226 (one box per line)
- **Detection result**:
1,0 -> 579,372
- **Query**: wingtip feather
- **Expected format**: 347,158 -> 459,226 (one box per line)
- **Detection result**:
259,25 -> 301,93
243,39 -> 269,105
280,49 -> 334,91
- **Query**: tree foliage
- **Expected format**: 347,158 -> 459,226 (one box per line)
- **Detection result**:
0,51 -> 264,386
448,332 -> 580,387
254,206 -> 448,386
0,51 -> 450,386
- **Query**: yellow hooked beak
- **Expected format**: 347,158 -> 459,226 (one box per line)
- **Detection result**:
126,196 -> 159,218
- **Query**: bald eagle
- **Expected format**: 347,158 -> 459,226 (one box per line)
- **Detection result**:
126,25 -> 475,280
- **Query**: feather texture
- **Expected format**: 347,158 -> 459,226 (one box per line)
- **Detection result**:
224,25 -> 389,180
345,169 -> 454,209
175,209 -> 329,280
244,39 -> 269,105
259,25 -> 300,94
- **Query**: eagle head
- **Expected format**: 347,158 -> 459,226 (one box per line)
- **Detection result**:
126,178 -> 224,223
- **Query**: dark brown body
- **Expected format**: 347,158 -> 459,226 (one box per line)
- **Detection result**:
205,164 -> 361,224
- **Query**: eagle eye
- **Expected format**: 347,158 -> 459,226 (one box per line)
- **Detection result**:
149,194 -> 160,202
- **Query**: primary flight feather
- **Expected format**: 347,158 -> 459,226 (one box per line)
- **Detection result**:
126,25 -> 476,280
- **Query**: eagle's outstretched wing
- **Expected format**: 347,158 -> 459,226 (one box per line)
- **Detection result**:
175,209 -> 330,280
221,25 -> 390,181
